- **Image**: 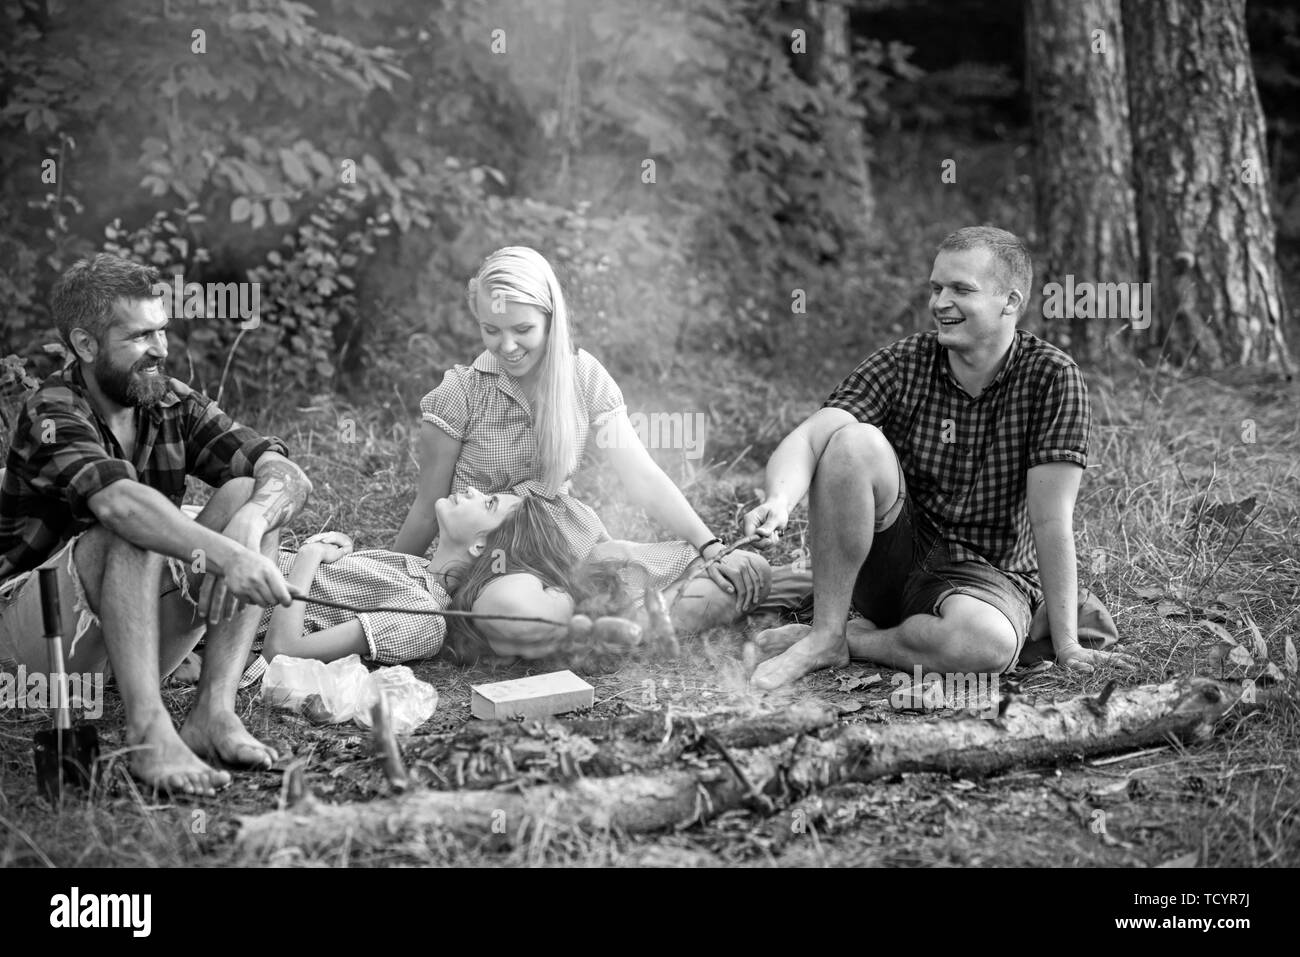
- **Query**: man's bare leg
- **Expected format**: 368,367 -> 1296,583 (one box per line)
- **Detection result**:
157,478 -> 255,680
178,478 -> 280,768
757,593 -> 1016,674
752,424 -> 898,689
73,527 -> 229,794
829,594 -> 1017,673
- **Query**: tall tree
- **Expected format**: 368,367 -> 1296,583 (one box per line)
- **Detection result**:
1026,0 -> 1138,362
1123,0 -> 1293,370
805,0 -> 875,233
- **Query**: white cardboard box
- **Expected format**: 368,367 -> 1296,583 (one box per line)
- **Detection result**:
470,670 -> 595,721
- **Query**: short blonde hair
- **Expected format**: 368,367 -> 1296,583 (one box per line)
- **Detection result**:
938,226 -> 1033,316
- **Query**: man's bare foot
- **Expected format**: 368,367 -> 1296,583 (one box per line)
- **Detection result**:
757,619 -> 881,663
181,708 -> 278,769
754,623 -> 812,661
751,628 -> 850,690
128,712 -> 231,795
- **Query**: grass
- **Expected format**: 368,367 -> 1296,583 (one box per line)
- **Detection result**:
1,348 -> 1297,869
2,132 -> 1297,868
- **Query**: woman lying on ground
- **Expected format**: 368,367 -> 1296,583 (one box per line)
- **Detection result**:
441,486 -> 757,668
242,490 -> 748,681
392,245 -> 807,624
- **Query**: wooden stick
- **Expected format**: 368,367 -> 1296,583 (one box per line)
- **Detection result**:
370,691 -> 409,792
290,588 -> 569,629
701,730 -> 774,814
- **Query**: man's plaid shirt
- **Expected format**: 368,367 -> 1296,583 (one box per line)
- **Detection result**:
0,363 -> 286,581
823,329 -> 1091,605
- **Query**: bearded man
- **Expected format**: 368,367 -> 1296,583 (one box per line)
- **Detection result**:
0,253 -> 311,793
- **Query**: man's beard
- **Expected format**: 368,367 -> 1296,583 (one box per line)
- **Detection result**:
94,353 -> 170,408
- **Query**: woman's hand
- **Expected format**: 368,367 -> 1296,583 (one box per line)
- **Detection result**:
705,549 -> 768,612
301,531 -> 354,564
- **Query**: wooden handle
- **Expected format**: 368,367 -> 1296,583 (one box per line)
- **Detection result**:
39,567 -> 62,637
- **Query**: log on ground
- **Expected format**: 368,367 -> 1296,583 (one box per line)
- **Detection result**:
236,677 -> 1245,856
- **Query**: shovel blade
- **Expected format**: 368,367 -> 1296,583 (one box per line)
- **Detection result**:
33,725 -> 100,802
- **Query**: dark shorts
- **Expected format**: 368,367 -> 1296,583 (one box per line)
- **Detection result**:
851,468 -> 1033,673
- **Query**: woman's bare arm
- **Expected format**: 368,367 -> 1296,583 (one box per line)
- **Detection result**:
393,423 -> 462,555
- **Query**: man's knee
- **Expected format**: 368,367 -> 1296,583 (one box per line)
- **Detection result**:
72,524 -> 165,602
819,423 -> 899,508
936,594 -> 1017,672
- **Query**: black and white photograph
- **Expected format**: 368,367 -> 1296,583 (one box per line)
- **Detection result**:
0,0 -> 1296,897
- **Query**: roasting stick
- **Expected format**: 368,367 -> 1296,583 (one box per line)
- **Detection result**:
286,587 -> 570,628
284,588 -> 643,659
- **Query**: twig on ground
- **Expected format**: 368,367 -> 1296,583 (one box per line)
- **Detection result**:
1087,745 -> 1170,767
701,730 -> 775,815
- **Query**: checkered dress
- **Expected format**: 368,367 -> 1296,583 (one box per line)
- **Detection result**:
253,549 -> 452,665
824,330 -> 1091,605
420,349 -> 697,594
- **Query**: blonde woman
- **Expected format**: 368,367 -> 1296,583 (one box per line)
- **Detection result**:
394,246 -> 785,644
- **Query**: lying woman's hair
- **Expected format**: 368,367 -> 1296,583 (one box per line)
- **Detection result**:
445,495 -> 630,664
466,246 -> 579,496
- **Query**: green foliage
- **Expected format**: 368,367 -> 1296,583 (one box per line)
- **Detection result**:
1,0 -> 924,404
235,189 -> 382,396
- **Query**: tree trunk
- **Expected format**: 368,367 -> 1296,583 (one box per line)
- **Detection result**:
1026,0 -> 1138,362
1123,0 -> 1294,370
811,0 -> 875,232
237,677 -> 1243,856
789,0 -> 875,235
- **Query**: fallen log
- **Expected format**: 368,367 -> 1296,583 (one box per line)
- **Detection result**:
236,677 -> 1251,856
410,699 -> 840,790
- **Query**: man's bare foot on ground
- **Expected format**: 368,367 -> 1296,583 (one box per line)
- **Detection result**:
181,709 -> 278,769
128,712 -> 231,795
754,622 -> 812,661
756,619 -> 881,661
751,627 -> 850,690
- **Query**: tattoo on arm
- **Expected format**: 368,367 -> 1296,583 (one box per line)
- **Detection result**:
249,457 -> 311,528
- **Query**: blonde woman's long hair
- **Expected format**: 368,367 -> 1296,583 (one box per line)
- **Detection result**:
467,246 -> 579,494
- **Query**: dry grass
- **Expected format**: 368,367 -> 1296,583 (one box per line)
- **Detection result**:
2,348 -> 1297,869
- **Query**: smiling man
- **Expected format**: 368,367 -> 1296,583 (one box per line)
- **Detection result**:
743,226 -> 1135,689
0,253 -> 312,793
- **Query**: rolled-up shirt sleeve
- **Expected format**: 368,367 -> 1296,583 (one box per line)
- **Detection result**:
420,367 -> 472,440
1027,364 -> 1090,468
181,393 -> 288,487
577,350 -> 627,428
358,577 -> 452,664
22,401 -> 135,521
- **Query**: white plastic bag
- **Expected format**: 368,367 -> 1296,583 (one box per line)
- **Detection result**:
354,665 -> 439,735
261,653 -> 371,722
260,654 -> 437,733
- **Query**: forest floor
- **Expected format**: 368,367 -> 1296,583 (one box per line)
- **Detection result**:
1,350 -> 1297,868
